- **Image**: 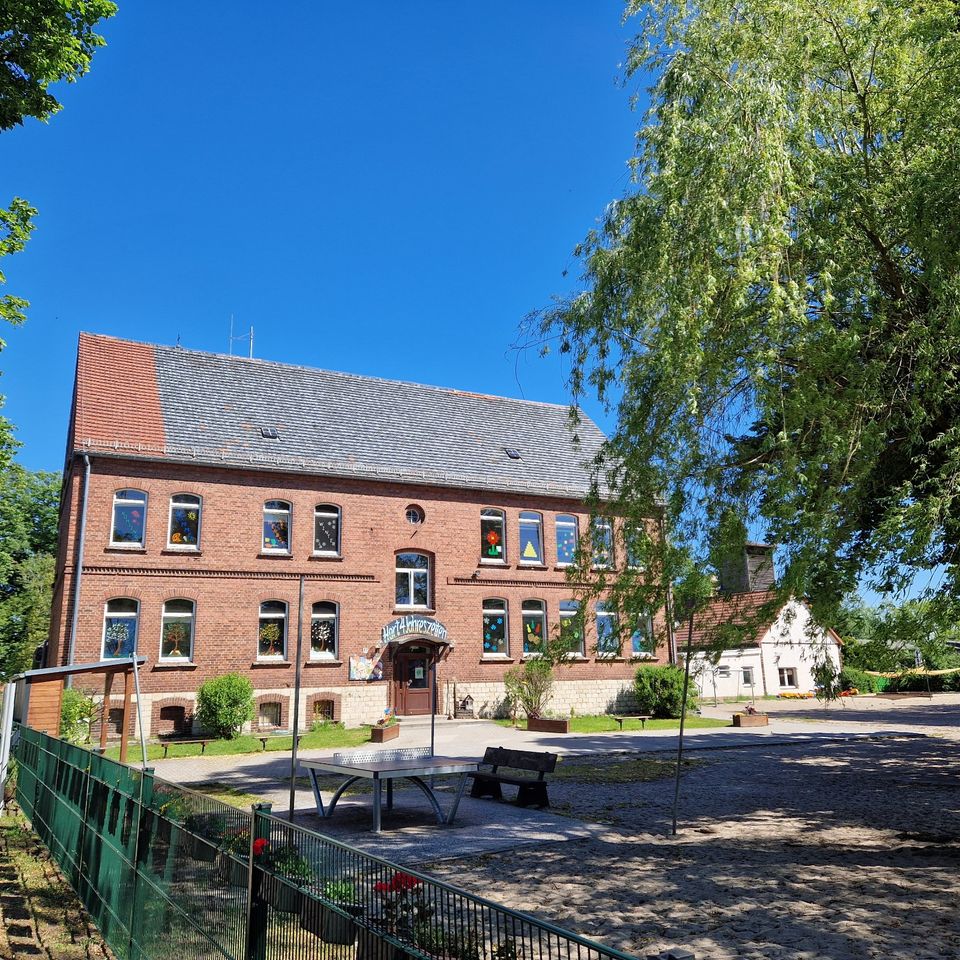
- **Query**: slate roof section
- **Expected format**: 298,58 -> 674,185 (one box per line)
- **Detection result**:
72,333 -> 609,499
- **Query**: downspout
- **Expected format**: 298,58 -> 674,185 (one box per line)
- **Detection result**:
66,454 -> 91,678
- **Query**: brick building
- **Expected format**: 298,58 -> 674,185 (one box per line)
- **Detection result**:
48,333 -> 667,737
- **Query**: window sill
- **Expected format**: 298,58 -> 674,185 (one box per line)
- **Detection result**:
518,563 -> 548,571
630,654 -> 658,662
481,655 -> 515,663
563,654 -> 589,662
105,545 -> 147,554
250,660 -> 293,668
304,659 -> 342,667
392,607 -> 436,615
554,565 -> 575,572
161,548 -> 202,556
153,661 -> 198,670
520,653 -> 545,661
257,552 -> 293,559
596,655 -> 628,662
308,554 -> 343,562
478,560 -> 508,567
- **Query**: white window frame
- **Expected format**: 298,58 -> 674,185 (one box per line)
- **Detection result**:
102,599 -> 140,659
716,665 -> 731,679
479,509 -> 507,564
313,504 -> 342,556
521,599 -> 547,655
159,599 -> 195,662
310,601 -> 339,660
559,600 -> 584,657
778,667 -> 798,689
395,552 -> 430,609
262,500 -> 292,554
258,600 -> 288,660
482,598 -> 510,657
555,514 -> 579,567
110,489 -> 148,548
595,601 -> 620,657
167,493 -> 202,550
742,667 -> 755,686
591,517 -> 614,569
518,511 -> 544,565
625,523 -> 645,570
630,614 -> 656,658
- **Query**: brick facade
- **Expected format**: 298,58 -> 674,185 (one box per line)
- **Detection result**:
51,450 -> 667,737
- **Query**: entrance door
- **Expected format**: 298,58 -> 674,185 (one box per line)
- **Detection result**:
394,645 -> 434,715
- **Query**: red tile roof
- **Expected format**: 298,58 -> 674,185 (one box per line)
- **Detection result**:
73,333 -> 166,451
682,590 -> 784,650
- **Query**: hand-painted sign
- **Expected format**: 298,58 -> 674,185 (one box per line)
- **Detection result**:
381,615 -> 448,645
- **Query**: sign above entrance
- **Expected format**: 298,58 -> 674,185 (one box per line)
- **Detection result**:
381,615 -> 449,645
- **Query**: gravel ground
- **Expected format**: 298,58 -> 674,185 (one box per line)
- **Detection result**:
424,736 -> 960,960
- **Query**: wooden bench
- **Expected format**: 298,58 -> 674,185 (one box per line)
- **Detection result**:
468,746 -> 557,808
257,733 -> 304,751
611,714 -> 653,731
160,738 -> 214,759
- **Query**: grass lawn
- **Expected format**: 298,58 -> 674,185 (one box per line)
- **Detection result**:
102,722 -> 372,762
494,715 -> 729,733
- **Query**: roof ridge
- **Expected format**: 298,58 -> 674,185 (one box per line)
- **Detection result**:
78,331 -> 586,416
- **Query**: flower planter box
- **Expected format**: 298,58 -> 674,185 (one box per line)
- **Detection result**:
526,717 -> 570,734
217,853 -> 248,888
356,927 -> 406,960
261,874 -> 302,914
732,713 -> 768,727
300,897 -> 363,943
370,725 -> 400,743
189,835 -> 219,862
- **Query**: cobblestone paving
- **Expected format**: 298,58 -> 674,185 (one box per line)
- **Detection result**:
425,736 -> 960,960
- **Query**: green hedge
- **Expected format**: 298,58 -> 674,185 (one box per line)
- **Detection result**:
634,665 -> 697,718
839,667 -> 888,693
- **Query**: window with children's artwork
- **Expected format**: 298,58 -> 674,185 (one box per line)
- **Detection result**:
167,494 -> 201,549
555,515 -> 578,566
596,601 -> 620,656
630,615 -> 656,657
314,504 -> 341,555
482,599 -> 508,656
522,599 -> 546,654
160,599 -> 195,660
263,500 -> 291,552
519,512 -> 543,564
591,517 -> 614,568
480,509 -> 506,563
258,600 -> 287,659
310,601 -> 338,659
111,490 -> 147,546
559,600 -> 584,656
102,599 -> 139,659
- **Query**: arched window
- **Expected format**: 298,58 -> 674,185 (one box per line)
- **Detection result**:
555,515 -> 578,566
111,490 -> 147,547
519,512 -> 543,564
559,600 -> 584,656
262,500 -> 291,552
482,599 -> 508,656
160,599 -> 195,661
596,602 -> 620,656
395,552 -> 430,608
258,601 -> 287,659
102,599 -> 139,659
313,504 -> 341,555
310,601 -> 338,660
522,599 -> 546,655
480,509 -> 506,563
168,494 -> 201,549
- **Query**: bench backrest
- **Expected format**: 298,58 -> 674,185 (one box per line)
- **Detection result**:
482,746 -> 557,774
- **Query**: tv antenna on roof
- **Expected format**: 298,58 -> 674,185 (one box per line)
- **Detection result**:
228,315 -> 254,358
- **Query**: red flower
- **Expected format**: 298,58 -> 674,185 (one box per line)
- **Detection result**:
375,871 -> 422,893
486,530 -> 500,546
252,838 -> 270,856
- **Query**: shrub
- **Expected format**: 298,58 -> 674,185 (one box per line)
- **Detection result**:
195,673 -> 254,739
503,660 -> 554,719
59,688 -> 95,744
839,666 -> 887,693
633,665 -> 697,718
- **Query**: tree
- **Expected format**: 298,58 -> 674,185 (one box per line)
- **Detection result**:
534,0 -> 960,632
0,465 -> 60,679
0,1 -> 116,465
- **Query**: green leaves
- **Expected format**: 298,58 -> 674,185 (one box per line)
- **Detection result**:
540,0 -> 960,627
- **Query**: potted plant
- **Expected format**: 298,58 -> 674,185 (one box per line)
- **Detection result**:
370,709 -> 400,743
300,880 -> 363,943
260,840 -> 314,914
732,704 -> 768,727
358,871 -> 432,960
184,811 -> 225,862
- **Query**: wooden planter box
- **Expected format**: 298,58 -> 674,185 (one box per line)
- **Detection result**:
370,724 -> 400,743
526,717 -> 570,734
732,713 -> 769,727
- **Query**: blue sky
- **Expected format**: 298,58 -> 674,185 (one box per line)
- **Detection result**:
1,2 -> 642,474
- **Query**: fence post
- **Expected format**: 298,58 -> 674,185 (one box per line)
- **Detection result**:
245,802 -> 272,960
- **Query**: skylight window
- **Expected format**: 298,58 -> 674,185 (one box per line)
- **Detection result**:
504,447 -> 521,460
260,427 -> 280,439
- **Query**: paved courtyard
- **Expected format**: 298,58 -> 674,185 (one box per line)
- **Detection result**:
150,694 -> 960,960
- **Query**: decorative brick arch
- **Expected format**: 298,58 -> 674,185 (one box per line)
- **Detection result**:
151,697 -> 195,737
306,692 -> 342,724
255,694 -> 290,731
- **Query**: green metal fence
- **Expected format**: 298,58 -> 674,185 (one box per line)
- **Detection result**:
12,724 -> 643,960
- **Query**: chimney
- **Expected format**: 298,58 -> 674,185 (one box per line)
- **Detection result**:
718,543 -> 775,594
